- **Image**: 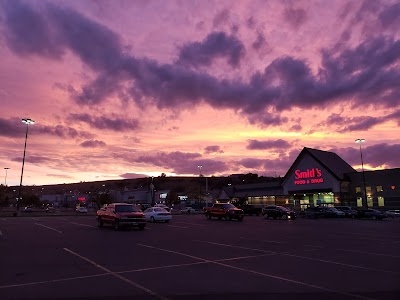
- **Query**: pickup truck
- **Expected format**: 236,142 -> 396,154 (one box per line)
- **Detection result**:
97,203 -> 147,230
203,203 -> 244,221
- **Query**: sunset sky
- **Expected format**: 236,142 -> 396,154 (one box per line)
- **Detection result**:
0,0 -> 399,187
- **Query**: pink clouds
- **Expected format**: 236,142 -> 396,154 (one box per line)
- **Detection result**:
0,0 -> 399,185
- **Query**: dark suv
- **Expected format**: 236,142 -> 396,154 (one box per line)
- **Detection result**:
335,206 -> 358,218
262,205 -> 296,220
355,209 -> 388,220
239,205 -> 262,216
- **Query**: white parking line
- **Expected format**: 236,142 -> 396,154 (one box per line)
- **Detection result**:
137,243 -> 375,300
195,240 -> 399,275
174,221 -> 207,226
166,225 -> 188,228
70,222 -> 96,228
63,248 -> 168,300
35,223 -> 63,234
337,249 -> 400,258
240,237 -> 283,244
31,218 -> 39,221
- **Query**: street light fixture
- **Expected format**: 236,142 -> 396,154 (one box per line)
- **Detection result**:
4,167 -> 10,186
17,118 -> 35,212
355,139 -> 368,208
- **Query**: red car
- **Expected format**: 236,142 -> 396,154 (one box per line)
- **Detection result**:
203,203 -> 244,221
97,203 -> 146,230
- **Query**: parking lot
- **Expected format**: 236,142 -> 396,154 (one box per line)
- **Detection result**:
0,214 -> 399,299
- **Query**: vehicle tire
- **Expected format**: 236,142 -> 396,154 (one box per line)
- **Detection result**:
206,212 -> 212,219
281,214 -> 288,220
218,216 -> 222,220
372,216 -> 377,220
238,217 -> 243,222
114,219 -> 120,231
97,217 -> 103,228
264,214 -> 269,219
225,213 -> 230,220
138,225 -> 145,230
165,219 -> 170,223
151,216 -> 156,223
256,213 -> 260,216
351,214 -> 356,219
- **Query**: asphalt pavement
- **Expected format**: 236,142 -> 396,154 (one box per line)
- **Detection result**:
0,214 -> 399,299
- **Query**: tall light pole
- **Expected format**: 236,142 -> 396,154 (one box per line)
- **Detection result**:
17,118 -> 35,212
355,139 -> 368,208
4,167 -> 10,186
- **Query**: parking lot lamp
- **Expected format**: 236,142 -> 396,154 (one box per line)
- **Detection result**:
355,139 -> 368,208
17,118 -> 35,212
4,167 -> 10,186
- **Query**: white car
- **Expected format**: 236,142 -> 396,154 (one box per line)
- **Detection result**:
386,210 -> 400,218
154,204 -> 171,212
144,207 -> 172,223
76,207 -> 88,213
180,207 -> 196,214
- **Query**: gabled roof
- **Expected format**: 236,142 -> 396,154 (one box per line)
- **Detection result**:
283,147 -> 356,182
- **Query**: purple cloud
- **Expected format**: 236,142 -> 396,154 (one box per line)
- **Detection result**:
204,145 -> 224,154
283,7 -> 308,29
69,113 -> 140,131
247,139 -> 292,150
177,31 -> 245,68
80,140 -> 106,148
2,0 -> 400,130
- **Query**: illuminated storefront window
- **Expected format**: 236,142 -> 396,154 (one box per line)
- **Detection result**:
357,197 -> 363,207
355,187 -> 361,193
367,196 -> 373,207
376,186 -> 383,192
378,196 -> 385,207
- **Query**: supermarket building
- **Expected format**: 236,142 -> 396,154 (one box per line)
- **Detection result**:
224,147 -> 400,210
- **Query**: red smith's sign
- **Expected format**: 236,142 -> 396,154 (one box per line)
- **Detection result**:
294,168 -> 324,185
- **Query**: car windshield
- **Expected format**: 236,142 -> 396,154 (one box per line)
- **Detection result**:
277,206 -> 290,211
154,208 -> 168,212
115,205 -> 140,212
222,204 -> 236,209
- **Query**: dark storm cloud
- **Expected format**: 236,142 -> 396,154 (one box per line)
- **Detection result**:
69,113 -> 140,131
238,158 -> 265,169
80,140 -> 106,148
0,117 -> 26,137
0,117 -> 93,139
379,3 -> 400,28
282,7 -> 308,29
11,154 -> 48,164
213,9 -> 230,28
177,32 -> 245,68
204,145 -> 224,154
131,151 -> 229,175
334,143 -> 400,169
35,124 -> 94,139
322,110 -> 400,132
247,139 -> 291,150
2,1 -> 400,129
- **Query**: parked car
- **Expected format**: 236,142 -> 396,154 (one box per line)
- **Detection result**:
263,205 -> 296,220
22,207 -> 33,213
144,207 -> 172,222
154,204 -> 171,212
335,206 -> 358,218
203,203 -> 244,221
386,209 -> 400,218
76,207 -> 88,213
239,204 -> 262,216
97,203 -> 146,230
45,207 -> 55,213
180,207 -> 196,214
355,209 -> 388,220
301,206 -> 324,219
320,207 -> 346,218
